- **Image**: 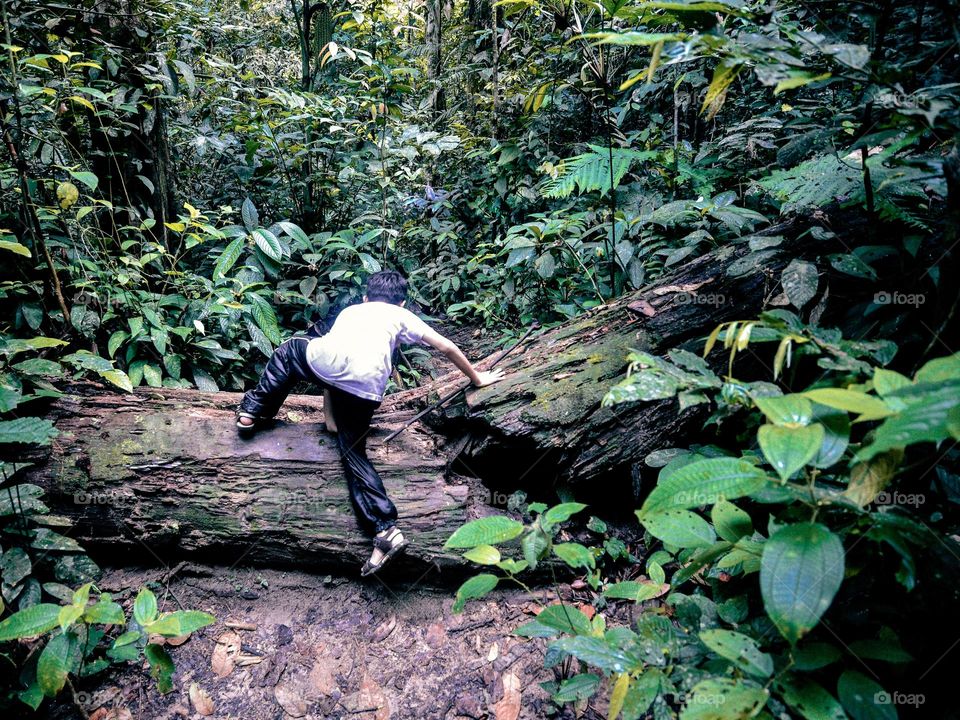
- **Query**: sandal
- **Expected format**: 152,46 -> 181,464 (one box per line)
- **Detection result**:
361,527 -> 408,577
236,411 -> 261,435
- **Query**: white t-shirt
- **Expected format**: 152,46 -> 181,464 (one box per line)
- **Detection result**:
305,301 -> 432,401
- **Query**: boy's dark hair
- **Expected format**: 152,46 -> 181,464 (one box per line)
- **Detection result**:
366,270 -> 408,305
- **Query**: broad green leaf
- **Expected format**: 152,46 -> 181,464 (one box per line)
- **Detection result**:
452,573 -> 498,613
641,458 -> 768,515
84,598 -> 125,625
699,629 -> 773,677
811,406 -> 850,468
0,603 -> 61,641
754,394 -> 813,427
641,509 -> 716,548
603,581 -> 664,602
552,674 -> 600,703
31,529 -> 83,552
779,676 -> 847,720
680,678 -> 768,720
711,500 -> 752,542
553,542 -> 595,570
146,610 -> 216,637
761,523 -> 844,643
463,545 -> 501,565
1,547 -> 31,585
213,237 -> 245,280
0,239 -> 31,256
444,516 -> 524,549
249,294 -> 282,345
37,633 -> 76,697
550,635 -> 638,673
69,170 -> 98,191
543,502 -> 587,526
251,228 -> 282,261
530,603 -> 592,635
240,197 -> 259,231
837,671 -> 896,720
859,389 -> 960,459
758,423 -> 825,481
133,587 -> 158,626
803,389 -> 893,421
145,643 -> 175,693
99,369 -> 133,392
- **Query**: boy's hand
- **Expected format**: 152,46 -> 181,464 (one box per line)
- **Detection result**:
473,369 -> 506,387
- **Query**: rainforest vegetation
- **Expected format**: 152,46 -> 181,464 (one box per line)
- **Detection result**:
1,0 -> 959,717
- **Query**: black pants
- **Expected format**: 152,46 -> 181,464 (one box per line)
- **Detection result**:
238,337 -> 398,534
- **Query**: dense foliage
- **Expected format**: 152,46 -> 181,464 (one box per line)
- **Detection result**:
2,0 -> 958,716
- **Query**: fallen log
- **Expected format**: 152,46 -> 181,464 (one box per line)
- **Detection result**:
19,216 -> 846,570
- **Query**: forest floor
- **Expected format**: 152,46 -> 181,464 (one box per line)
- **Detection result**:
55,564 -> 600,720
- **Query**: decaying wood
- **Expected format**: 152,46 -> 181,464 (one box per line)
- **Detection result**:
19,216 -> 843,571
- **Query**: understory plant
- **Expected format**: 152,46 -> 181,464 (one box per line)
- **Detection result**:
447,313 -> 958,718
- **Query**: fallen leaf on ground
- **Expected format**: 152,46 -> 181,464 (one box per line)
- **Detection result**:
211,630 -> 242,677
274,682 -> 308,718
487,642 -> 499,662
189,683 -> 214,716
492,671 -> 521,720
371,614 -> 396,643
166,633 -> 191,647
309,656 -> 339,696
357,673 -> 390,720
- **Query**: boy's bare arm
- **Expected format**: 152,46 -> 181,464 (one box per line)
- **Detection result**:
420,328 -> 505,387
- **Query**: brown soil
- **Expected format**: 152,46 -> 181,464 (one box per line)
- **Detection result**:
57,565 -> 586,720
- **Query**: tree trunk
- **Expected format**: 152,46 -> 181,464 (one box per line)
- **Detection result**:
18,216 -> 847,570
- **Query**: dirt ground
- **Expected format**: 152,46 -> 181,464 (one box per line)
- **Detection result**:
57,565 -> 587,720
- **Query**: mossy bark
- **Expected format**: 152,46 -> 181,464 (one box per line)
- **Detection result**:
20,217 -> 834,570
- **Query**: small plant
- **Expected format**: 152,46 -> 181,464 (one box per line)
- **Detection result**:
0,584 -> 214,712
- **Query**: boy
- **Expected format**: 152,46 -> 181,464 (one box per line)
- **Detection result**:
235,271 -> 504,576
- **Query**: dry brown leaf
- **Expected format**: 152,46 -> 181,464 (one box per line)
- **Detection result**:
211,630 -> 242,677
627,299 -> 657,317
487,642 -> 499,662
274,683 -> 308,718
577,603 -> 596,620
309,657 -> 339,696
371,614 -> 397,643
166,633 -> 191,647
358,673 -> 390,720
492,671 -> 521,720
188,683 -> 214,717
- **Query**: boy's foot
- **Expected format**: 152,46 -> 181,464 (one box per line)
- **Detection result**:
236,412 -> 261,435
361,527 -> 408,577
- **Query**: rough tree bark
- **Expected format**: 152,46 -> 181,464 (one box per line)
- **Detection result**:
19,219 -> 840,571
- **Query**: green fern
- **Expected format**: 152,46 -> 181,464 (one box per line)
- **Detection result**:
757,152 -> 934,229
541,147 -> 658,198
